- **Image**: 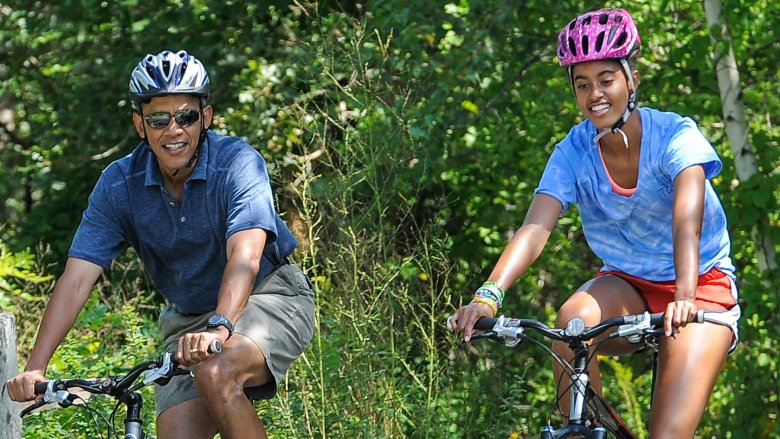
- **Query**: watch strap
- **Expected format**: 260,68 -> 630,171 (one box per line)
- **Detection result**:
207,314 -> 234,337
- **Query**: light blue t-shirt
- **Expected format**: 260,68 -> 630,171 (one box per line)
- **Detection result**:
69,130 -> 298,314
535,107 -> 734,282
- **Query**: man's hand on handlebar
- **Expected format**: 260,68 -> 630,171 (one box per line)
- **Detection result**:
449,302 -> 494,342
177,331 -> 223,367
6,369 -> 46,403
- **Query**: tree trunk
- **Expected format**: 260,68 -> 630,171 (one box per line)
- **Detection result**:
1,312 -> 22,439
703,0 -> 776,271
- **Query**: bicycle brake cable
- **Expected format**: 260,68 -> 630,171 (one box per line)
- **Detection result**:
68,395 -> 109,439
108,399 -> 123,438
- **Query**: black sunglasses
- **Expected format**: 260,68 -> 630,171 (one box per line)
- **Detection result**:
144,109 -> 200,129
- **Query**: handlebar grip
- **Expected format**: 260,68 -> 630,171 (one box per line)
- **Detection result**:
34,381 -> 49,395
648,311 -> 705,327
474,317 -> 497,330
209,339 -> 222,354
648,312 -> 665,326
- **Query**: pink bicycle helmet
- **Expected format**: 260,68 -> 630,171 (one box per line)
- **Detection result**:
557,9 -> 642,146
557,8 -> 640,67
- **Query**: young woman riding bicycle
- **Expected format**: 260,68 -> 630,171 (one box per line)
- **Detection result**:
450,8 -> 741,438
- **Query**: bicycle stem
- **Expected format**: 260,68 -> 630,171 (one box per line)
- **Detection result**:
122,391 -> 144,439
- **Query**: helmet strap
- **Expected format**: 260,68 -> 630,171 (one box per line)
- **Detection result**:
137,107 -> 152,150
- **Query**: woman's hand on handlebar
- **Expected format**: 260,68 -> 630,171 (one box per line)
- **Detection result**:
449,302 -> 494,342
5,369 -> 46,403
664,299 -> 698,337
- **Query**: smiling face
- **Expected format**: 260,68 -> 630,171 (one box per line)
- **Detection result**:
571,60 -> 639,131
132,94 -> 213,180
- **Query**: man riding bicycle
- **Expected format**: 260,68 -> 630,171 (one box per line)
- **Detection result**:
6,50 -> 315,439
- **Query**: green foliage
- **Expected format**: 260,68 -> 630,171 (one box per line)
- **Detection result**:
0,241 -> 54,310
2,1 -> 778,438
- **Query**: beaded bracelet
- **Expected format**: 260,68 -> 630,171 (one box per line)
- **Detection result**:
471,296 -> 498,316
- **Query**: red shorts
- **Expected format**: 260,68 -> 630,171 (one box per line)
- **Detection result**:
595,267 -> 737,313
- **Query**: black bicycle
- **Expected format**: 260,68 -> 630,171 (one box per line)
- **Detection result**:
19,340 -> 221,439
451,310 -> 729,438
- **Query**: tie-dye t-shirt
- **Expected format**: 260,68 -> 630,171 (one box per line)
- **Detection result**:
535,107 -> 734,282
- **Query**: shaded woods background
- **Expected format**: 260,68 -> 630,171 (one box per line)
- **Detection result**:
1,1 -> 777,437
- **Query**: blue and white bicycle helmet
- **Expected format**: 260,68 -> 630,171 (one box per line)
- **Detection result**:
129,50 -> 210,108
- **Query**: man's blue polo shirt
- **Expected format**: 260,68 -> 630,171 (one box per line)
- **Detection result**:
69,130 -> 297,314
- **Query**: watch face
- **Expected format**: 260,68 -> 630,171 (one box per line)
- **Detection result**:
207,314 -> 233,332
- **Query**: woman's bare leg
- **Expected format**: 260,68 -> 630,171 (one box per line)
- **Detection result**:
648,322 -> 731,438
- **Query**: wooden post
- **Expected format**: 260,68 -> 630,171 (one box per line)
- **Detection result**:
1,312 -> 22,439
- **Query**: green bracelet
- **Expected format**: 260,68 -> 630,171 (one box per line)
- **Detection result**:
476,281 -> 505,307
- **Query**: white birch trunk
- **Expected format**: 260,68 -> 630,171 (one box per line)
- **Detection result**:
703,0 -> 776,271
1,312 -> 22,439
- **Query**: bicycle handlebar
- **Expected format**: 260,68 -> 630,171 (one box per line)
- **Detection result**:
451,310 -> 712,346
20,339 -> 221,418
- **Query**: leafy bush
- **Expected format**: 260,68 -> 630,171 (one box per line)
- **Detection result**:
2,1 -> 777,438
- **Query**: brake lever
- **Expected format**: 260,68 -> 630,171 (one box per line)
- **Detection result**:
493,317 -> 525,348
466,331 -> 499,342
19,400 -> 48,418
615,311 -> 653,343
144,352 -> 177,386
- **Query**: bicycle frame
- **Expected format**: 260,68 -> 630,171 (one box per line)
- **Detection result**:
541,334 -> 634,439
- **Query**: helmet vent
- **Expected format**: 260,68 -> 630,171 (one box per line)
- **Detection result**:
162,60 -> 171,76
568,37 -> 577,56
615,32 -> 627,48
595,32 -> 605,52
599,14 -> 609,25
582,36 -> 589,54
583,16 -> 592,26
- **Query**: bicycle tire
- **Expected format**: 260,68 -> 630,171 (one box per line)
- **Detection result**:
584,388 -> 636,439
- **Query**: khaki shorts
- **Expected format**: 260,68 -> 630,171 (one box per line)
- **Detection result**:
154,262 -> 315,416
